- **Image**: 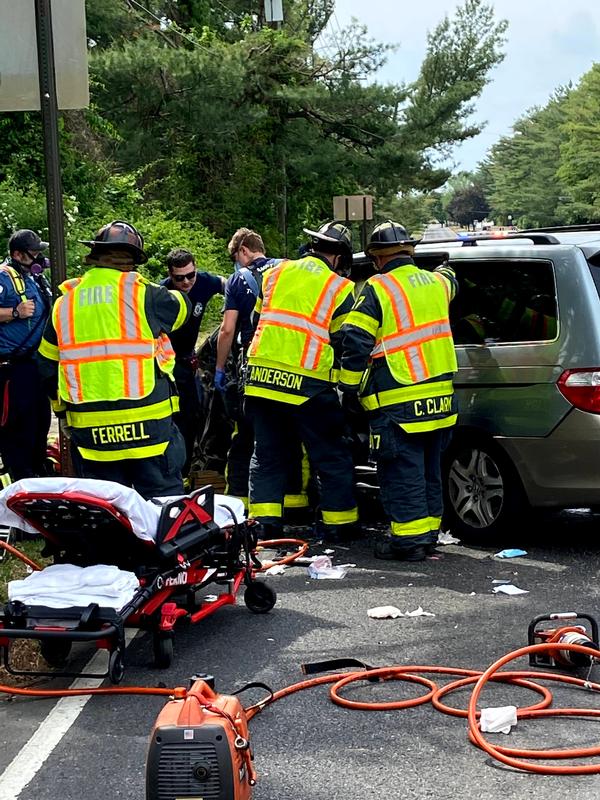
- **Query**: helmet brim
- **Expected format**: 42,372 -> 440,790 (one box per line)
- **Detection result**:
302,227 -> 346,245
365,239 -> 420,256
78,239 -> 148,264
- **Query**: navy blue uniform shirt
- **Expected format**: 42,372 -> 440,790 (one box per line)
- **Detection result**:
0,264 -> 51,356
161,270 -> 223,356
224,257 -> 280,347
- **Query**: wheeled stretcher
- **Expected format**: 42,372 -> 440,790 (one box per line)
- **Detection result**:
0,478 -> 276,683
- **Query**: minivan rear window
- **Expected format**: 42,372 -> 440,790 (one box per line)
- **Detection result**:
449,259 -> 557,345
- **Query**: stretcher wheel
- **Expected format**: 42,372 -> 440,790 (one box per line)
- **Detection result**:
108,649 -> 125,684
40,639 -> 72,667
153,632 -> 174,669
244,581 -> 277,614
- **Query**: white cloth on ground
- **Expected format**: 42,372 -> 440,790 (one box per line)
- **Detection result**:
0,478 -> 246,542
8,563 -> 140,610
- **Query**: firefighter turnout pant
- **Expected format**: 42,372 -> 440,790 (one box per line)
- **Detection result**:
172,359 -> 204,479
370,414 -> 451,550
70,423 -> 186,500
246,391 -> 357,534
225,410 -> 309,512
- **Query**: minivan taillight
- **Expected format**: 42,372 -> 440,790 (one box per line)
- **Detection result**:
558,370 -> 600,413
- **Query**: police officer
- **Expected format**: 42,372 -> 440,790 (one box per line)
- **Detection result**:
162,248 -> 225,480
340,221 -> 458,561
38,221 -> 190,499
0,230 -> 52,479
244,221 -> 358,539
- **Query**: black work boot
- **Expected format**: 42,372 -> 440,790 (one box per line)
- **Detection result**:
374,537 -> 426,562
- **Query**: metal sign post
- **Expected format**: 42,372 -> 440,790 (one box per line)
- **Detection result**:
34,0 -> 67,296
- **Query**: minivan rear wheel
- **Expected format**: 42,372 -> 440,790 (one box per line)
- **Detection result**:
444,436 -> 527,544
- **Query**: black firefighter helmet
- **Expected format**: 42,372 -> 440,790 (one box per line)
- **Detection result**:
365,220 -> 420,257
79,220 -> 148,264
302,221 -> 352,274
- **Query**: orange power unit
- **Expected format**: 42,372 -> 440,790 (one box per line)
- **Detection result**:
146,676 -> 255,800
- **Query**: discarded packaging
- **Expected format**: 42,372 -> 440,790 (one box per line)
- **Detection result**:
307,555 -> 352,579
494,548 -> 527,558
367,605 -> 435,619
480,705 -> 517,734
264,564 -> 287,576
492,584 -> 529,595
438,531 -> 460,545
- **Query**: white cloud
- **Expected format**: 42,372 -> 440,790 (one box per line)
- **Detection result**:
333,0 -> 600,171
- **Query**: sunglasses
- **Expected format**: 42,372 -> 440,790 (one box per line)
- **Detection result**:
172,271 -> 196,283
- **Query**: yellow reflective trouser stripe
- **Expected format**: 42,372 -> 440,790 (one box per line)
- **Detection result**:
249,502 -> 283,519
38,337 -> 59,360
322,507 -> 359,525
430,516 -> 442,529
245,386 -> 308,405
284,493 -> 309,509
345,311 -> 380,336
399,414 -> 457,433
391,517 -> 435,537
0,472 -> 11,488
360,380 -> 454,411
66,397 -> 178,428
340,367 -> 363,386
77,441 -> 169,461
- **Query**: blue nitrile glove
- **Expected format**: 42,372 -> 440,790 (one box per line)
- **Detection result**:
214,369 -> 227,393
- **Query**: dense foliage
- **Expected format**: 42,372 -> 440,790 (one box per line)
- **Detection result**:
0,0 -> 507,285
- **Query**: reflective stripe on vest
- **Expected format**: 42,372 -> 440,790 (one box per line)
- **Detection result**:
369,269 -> 456,386
54,270 -> 164,404
0,265 -> 27,301
249,257 -> 350,377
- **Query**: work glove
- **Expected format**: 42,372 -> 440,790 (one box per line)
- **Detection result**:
214,368 -> 227,393
341,390 -> 364,417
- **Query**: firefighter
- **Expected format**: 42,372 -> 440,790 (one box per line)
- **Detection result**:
215,228 -> 308,511
38,221 -> 191,499
244,221 -> 358,539
340,221 -> 458,561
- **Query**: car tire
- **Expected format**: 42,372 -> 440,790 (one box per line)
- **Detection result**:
443,434 -> 528,545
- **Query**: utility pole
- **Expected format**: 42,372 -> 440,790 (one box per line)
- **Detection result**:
34,0 -> 67,296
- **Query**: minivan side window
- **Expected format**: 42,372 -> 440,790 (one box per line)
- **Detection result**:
449,259 -> 558,345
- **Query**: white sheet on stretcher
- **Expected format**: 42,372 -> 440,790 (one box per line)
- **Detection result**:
0,477 -> 246,542
8,563 -> 140,610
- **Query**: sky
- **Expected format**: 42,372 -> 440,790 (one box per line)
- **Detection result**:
331,0 -> 600,173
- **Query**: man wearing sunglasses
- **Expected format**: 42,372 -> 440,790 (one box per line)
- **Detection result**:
0,229 -> 53,481
162,248 -> 225,480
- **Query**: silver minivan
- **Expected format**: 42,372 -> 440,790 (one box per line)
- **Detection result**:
414,226 -> 600,541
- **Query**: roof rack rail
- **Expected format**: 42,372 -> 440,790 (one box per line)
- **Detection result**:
416,233 -> 560,246
519,223 -> 600,234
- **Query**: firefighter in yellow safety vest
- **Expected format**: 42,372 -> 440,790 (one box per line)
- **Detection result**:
38,221 -> 191,499
243,221 -> 359,540
340,221 -> 458,562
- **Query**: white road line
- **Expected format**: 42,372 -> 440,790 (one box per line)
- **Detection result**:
0,629 -> 138,800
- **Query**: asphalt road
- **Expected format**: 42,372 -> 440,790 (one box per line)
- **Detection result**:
3,513 -> 600,800
420,225 -> 458,242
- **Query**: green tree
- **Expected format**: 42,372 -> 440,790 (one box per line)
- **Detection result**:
447,184 -> 489,227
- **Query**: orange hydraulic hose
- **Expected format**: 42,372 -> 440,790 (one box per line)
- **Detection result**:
0,683 -> 187,699
467,641 -> 600,774
255,538 -> 308,570
0,539 -> 42,571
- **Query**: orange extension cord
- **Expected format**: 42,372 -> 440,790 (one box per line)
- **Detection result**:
3,535 -> 600,774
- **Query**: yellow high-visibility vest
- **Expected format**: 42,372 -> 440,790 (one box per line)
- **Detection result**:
246,256 -> 353,402
52,268 -> 175,404
368,266 -> 457,386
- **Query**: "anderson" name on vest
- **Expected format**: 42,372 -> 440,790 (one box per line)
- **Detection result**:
249,366 -> 303,390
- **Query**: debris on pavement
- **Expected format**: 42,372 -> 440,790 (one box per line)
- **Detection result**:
480,705 -> 517,734
264,564 -> 287,576
494,548 -> 528,558
307,556 -> 355,579
367,605 -> 435,619
438,531 -> 461,545
492,583 -> 529,595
